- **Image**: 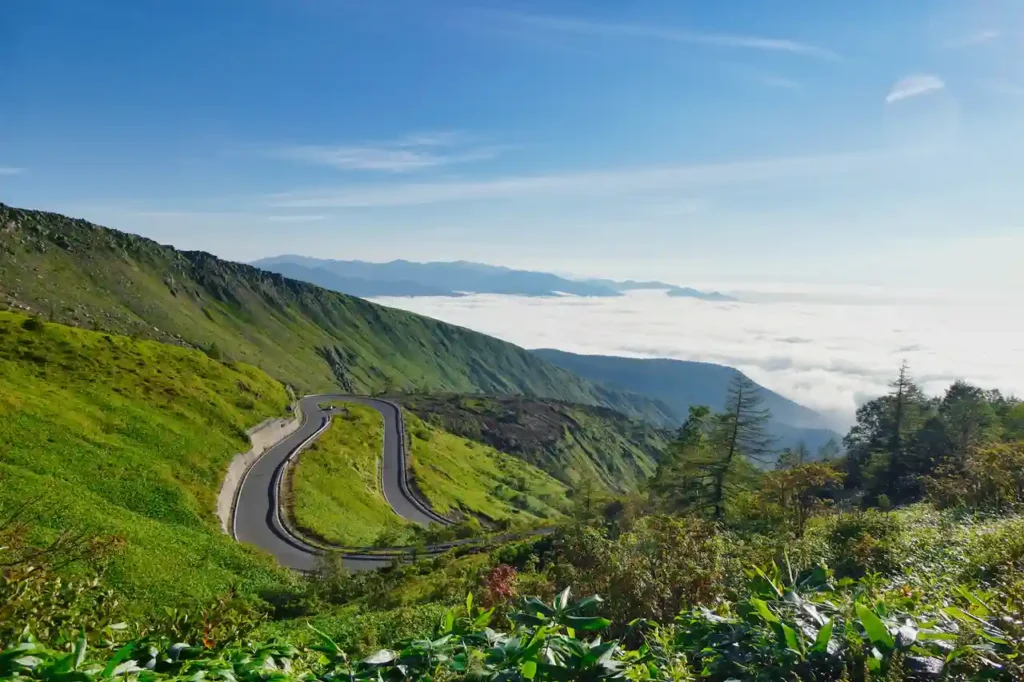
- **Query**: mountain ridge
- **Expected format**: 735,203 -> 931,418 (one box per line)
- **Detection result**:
0,203 -> 675,426
532,348 -> 841,452
251,255 -> 735,301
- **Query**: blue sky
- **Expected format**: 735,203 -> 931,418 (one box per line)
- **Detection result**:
2,0 -> 1023,295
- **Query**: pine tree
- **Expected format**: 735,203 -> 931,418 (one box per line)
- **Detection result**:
649,405 -> 717,514
706,373 -> 775,519
885,361 -> 930,500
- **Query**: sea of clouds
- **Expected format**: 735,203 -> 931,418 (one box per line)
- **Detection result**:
371,289 -> 1024,430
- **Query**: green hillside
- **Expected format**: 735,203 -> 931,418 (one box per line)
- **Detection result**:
287,403 -> 412,547
399,394 -> 670,492
405,411 -> 569,523
0,310 -> 295,614
0,203 -> 675,425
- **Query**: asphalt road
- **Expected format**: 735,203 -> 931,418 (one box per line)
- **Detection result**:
232,394 -> 447,572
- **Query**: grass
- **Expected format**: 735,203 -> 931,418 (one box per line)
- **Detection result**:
404,411 -> 569,523
289,403 -> 413,546
0,311 -> 299,616
0,203 -> 676,426
399,394 -> 670,493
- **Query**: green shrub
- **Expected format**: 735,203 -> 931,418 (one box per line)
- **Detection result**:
820,509 -> 905,579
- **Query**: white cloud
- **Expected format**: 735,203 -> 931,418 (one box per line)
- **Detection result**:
272,132 -> 500,173
487,11 -> 842,61
886,74 -> 946,104
0,167 -> 25,175
266,149 -> 892,208
370,291 -> 1024,427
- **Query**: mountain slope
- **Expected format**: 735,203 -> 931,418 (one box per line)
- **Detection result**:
532,349 -> 840,451
0,204 -> 674,424
398,394 -> 671,493
0,311 -> 294,614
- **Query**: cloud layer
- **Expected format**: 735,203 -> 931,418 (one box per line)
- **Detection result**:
371,290 -> 1024,428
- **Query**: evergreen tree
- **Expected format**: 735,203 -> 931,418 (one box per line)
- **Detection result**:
843,362 -> 931,502
649,405 -> 716,515
706,373 -> 775,519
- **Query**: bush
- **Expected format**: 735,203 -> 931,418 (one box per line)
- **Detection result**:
929,442 -> 1024,513
819,509 -> 904,579
546,515 -> 729,624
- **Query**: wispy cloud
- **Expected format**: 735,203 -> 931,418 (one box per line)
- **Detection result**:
946,29 -> 999,48
266,150 -> 890,209
265,214 -> 326,223
886,74 -> 946,104
272,131 -> 501,173
481,11 -> 842,61
0,167 -> 25,176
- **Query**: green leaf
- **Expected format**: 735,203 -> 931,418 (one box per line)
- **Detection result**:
522,598 -> 555,618
465,592 -> 473,615
522,627 -> 548,658
307,625 -> 340,653
954,586 -> 991,616
73,635 -> 87,670
569,595 -> 604,614
750,598 -> 780,624
521,660 -> 538,680
564,616 -> 612,632
752,565 -> 784,599
811,618 -> 834,654
441,609 -> 455,634
509,612 -> 549,627
856,603 -> 895,651
555,586 -> 571,611
943,606 -> 988,626
101,643 -> 135,679
472,608 -> 495,629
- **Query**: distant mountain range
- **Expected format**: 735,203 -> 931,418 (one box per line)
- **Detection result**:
250,256 -> 736,301
533,349 -> 842,456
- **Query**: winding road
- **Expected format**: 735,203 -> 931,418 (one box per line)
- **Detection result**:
232,395 -> 451,572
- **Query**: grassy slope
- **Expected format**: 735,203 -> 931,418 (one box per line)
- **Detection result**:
399,394 -> 670,493
288,403 -> 412,546
0,204 -> 675,426
404,411 -> 569,523
0,311 -> 296,614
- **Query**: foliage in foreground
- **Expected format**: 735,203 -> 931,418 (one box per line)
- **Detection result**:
5,571 -> 1024,682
